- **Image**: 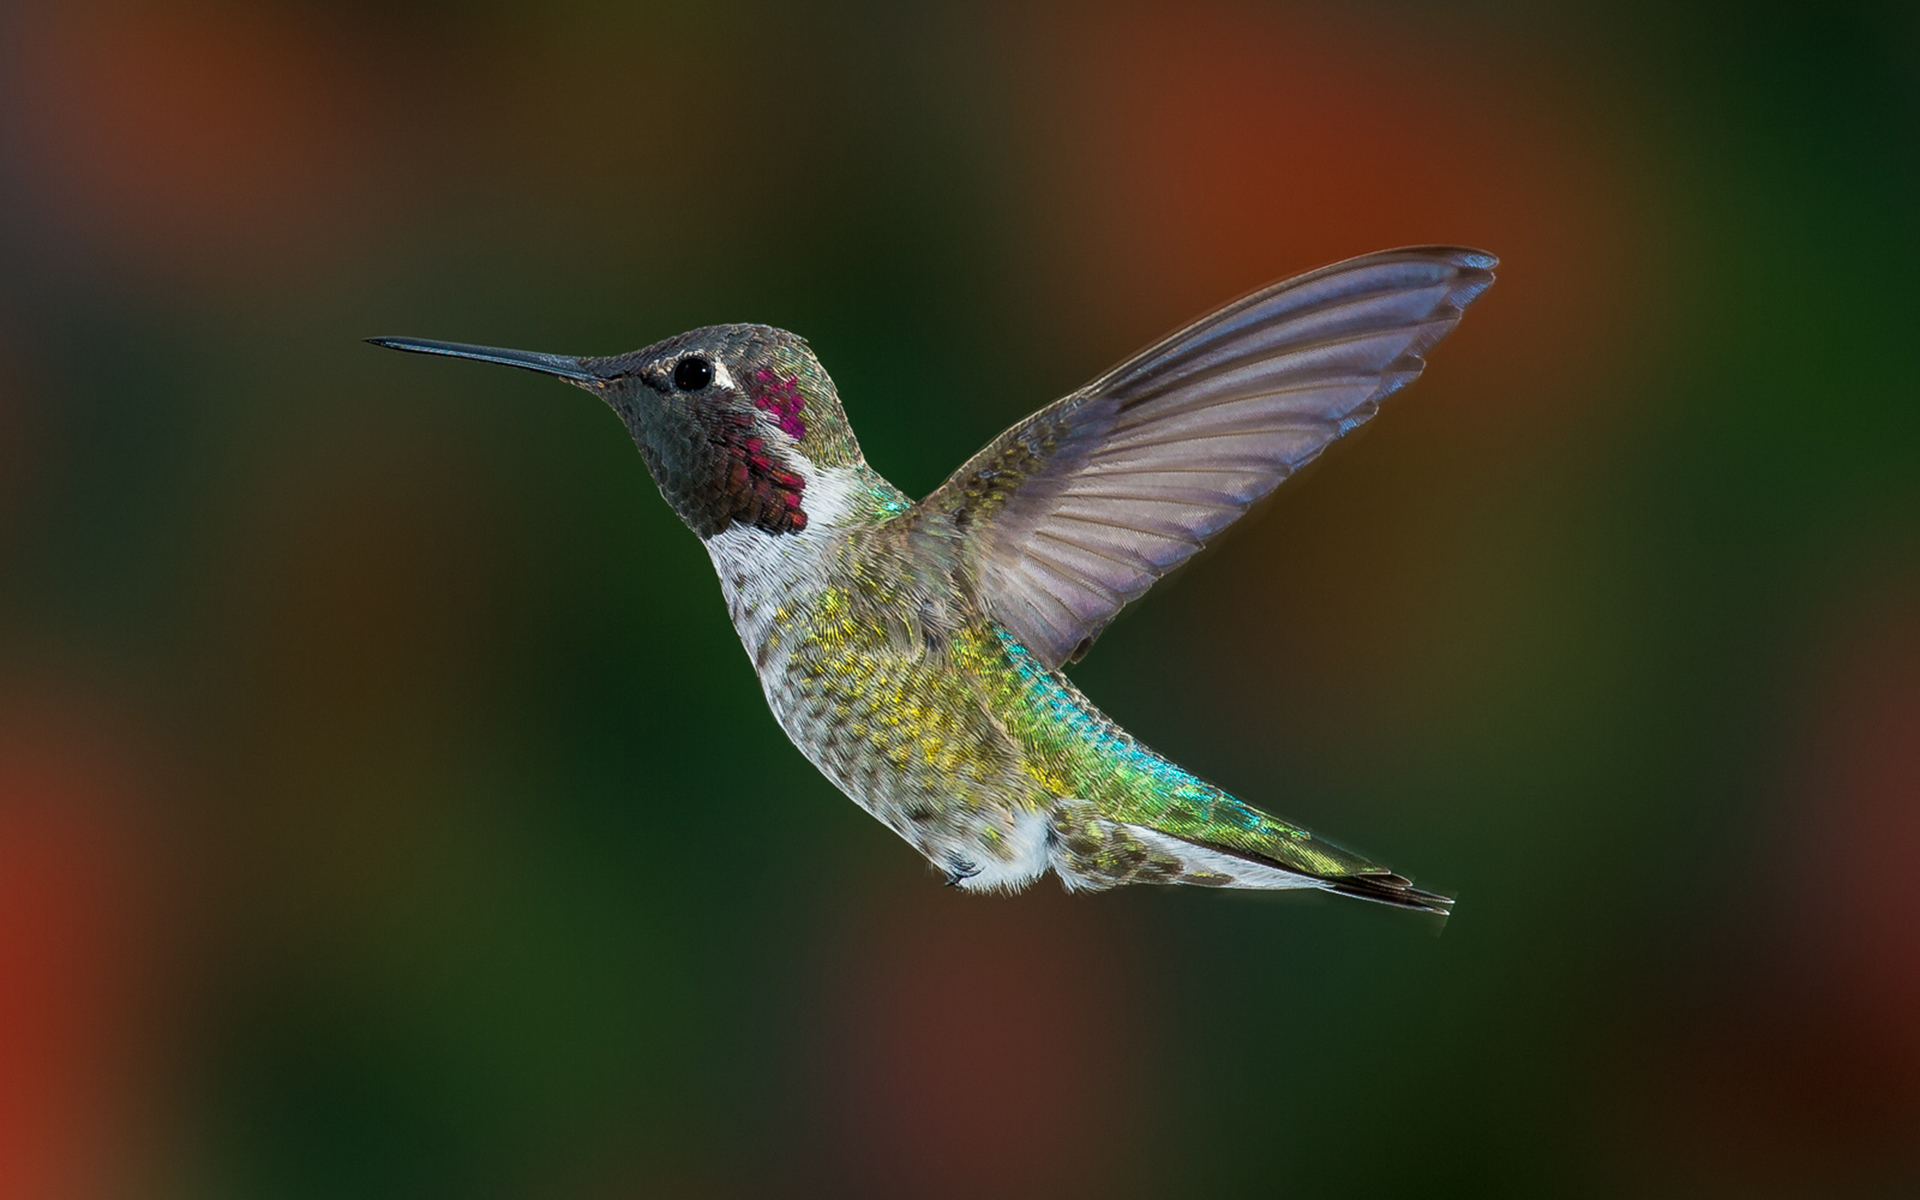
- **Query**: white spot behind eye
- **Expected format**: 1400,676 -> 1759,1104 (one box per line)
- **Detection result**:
710,361 -> 737,391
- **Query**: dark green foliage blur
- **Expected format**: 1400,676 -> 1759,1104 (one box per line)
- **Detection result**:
0,2 -> 1914,1197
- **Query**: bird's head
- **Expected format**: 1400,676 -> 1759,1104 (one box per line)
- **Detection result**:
370,324 -> 862,538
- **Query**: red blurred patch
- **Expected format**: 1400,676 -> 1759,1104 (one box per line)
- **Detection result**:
3,0 -> 378,282
0,689 -> 167,1200
1624,574 -> 1920,1188
1012,1 -> 1656,435
1789,581 -> 1920,1065
811,883 -> 1146,1199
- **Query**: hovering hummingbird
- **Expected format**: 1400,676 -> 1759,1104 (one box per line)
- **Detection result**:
371,246 -> 1495,912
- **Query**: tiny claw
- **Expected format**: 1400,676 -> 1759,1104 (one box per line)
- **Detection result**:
943,860 -> 981,887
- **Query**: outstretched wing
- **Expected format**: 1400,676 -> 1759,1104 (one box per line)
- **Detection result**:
913,246 -> 1497,669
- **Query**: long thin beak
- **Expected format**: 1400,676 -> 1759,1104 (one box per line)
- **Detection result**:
366,336 -> 603,384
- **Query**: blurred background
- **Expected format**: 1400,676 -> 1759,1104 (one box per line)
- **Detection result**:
0,0 -> 1915,1196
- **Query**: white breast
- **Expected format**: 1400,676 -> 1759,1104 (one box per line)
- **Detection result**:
701,462 -> 863,667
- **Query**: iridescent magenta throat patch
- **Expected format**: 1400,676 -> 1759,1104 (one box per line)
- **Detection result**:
750,369 -> 808,441
710,410 -> 807,535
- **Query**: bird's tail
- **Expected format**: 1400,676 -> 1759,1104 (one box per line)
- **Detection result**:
1318,868 -> 1455,915
1051,798 -> 1453,915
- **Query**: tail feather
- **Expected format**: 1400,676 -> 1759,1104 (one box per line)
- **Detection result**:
1226,830 -> 1456,915
1179,804 -> 1454,915
1322,871 -> 1454,915
1048,799 -> 1452,914
1095,818 -> 1453,915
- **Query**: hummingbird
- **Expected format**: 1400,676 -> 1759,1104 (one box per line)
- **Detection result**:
371,246 -> 1494,912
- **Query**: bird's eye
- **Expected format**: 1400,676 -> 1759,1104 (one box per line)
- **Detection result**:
673,356 -> 714,392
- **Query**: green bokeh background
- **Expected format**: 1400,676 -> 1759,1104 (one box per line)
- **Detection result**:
0,2 -> 1915,1197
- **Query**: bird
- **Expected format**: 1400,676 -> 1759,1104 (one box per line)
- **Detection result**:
370,246 -> 1495,913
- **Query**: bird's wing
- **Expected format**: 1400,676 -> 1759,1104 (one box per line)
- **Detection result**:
911,246 -> 1497,669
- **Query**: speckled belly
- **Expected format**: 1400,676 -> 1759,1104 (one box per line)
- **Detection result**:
700,530 -> 1044,877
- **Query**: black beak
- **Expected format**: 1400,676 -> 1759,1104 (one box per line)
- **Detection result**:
366,336 -> 604,385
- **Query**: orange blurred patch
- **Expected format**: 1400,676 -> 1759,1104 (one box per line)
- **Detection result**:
0,687 -> 169,1200
4,0 -> 378,282
1010,1 -> 1657,435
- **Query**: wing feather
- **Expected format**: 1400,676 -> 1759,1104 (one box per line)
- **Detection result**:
914,246 -> 1497,667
